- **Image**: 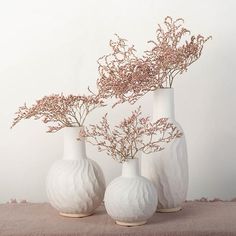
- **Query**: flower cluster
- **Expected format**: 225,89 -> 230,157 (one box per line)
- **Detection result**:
80,107 -> 182,162
144,16 -> 211,88
11,94 -> 105,132
97,17 -> 211,105
97,35 -> 152,106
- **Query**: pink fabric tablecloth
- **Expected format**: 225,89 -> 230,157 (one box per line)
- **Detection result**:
0,201 -> 236,236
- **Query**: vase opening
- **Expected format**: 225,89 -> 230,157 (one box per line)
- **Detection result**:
153,88 -> 175,120
63,126 -> 86,160
121,158 -> 140,177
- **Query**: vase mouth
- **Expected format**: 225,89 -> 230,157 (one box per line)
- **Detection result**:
122,158 -> 140,177
122,157 -> 139,162
63,126 -> 85,140
153,88 -> 175,120
156,87 -> 174,90
154,88 -> 174,96
63,126 -> 85,135
63,126 -> 86,160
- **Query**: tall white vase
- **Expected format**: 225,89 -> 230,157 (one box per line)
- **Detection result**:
104,158 -> 157,226
141,88 -> 188,212
46,127 -> 106,217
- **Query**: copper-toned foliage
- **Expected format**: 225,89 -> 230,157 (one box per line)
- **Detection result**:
11,94 -> 105,133
97,17 -> 211,105
81,107 -> 182,163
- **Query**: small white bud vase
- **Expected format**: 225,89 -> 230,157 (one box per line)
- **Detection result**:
141,88 -> 189,212
104,158 -> 157,226
46,127 -> 106,217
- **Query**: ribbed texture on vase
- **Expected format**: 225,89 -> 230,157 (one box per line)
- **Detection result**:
46,158 -> 105,215
104,176 -> 157,223
141,121 -> 188,210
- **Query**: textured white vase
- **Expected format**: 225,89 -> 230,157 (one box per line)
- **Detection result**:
141,88 -> 188,212
46,127 -> 106,217
104,158 -> 157,226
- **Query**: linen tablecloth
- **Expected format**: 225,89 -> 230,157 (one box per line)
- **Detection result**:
0,201 -> 236,236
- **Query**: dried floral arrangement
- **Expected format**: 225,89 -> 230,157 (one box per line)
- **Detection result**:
97,34 -> 149,106
97,16 -> 211,105
81,107 -> 182,162
11,94 -> 105,133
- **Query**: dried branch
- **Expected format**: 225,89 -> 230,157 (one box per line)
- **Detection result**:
145,16 -> 211,88
97,17 -> 211,105
11,93 -> 105,133
81,106 -> 182,163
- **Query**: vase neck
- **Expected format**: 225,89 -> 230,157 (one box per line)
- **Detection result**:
122,158 -> 140,177
63,127 -> 86,160
153,88 -> 175,120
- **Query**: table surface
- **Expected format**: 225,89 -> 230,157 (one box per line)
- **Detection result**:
0,201 -> 236,236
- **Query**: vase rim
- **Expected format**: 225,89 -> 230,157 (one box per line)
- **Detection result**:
122,157 -> 140,177
122,157 -> 139,162
63,126 -> 85,141
156,87 -> 174,90
63,126 -> 86,160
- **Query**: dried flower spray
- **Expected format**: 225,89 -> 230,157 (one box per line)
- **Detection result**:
81,107 -> 182,163
11,94 -> 105,132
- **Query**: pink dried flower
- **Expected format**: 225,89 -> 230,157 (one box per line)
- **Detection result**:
81,106 -> 182,163
97,17 -> 211,105
97,34 -> 152,106
11,93 -> 105,133
144,16 -> 211,88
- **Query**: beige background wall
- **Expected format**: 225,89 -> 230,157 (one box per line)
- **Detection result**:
0,0 -> 236,202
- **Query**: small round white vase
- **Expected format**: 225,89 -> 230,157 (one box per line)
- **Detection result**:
141,88 -> 188,212
104,158 -> 157,226
46,127 -> 106,217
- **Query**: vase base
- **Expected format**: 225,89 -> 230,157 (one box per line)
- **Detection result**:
157,206 -> 182,213
116,220 -> 147,227
59,212 -> 93,218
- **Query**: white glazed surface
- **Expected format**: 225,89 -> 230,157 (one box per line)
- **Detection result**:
46,158 -> 106,215
104,175 -> 157,223
142,121 -> 188,210
141,89 -> 188,211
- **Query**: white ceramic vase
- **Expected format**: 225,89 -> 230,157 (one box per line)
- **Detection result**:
46,127 -> 106,217
104,158 -> 157,226
141,88 -> 188,212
